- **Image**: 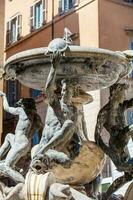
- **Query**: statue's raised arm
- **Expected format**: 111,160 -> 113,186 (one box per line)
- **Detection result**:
0,91 -> 22,115
0,94 -> 43,183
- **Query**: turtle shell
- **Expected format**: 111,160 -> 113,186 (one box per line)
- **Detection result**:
47,38 -> 68,52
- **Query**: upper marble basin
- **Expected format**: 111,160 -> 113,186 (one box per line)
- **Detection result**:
4,45 -> 132,91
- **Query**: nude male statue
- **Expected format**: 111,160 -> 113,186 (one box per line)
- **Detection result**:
31,52 -> 93,169
0,92 -> 43,183
31,53 -> 76,166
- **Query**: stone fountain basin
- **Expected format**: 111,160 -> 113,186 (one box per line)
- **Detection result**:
4,46 -> 131,91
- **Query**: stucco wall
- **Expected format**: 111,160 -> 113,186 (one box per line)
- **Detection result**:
5,0 -> 99,57
99,0 -> 133,50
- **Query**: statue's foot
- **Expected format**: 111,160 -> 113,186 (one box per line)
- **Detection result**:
45,149 -> 72,168
49,183 -> 72,200
60,158 -> 72,168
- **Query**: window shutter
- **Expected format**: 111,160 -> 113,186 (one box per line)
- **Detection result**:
42,0 -> 47,24
6,21 -> 11,46
30,6 -> 34,32
58,0 -> 63,14
17,14 -> 22,40
72,0 -> 79,7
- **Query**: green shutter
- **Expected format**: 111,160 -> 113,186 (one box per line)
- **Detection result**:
6,21 -> 11,46
42,0 -> 47,24
59,0 -> 63,14
17,14 -> 22,40
30,6 -> 34,32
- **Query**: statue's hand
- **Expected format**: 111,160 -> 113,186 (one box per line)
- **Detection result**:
0,91 -> 5,97
52,51 -> 61,65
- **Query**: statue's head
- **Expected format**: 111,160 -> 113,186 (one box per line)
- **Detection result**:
109,83 -> 128,103
16,98 -> 36,110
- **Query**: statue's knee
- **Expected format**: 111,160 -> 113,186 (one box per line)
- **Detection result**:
5,133 -> 14,141
31,145 -> 39,159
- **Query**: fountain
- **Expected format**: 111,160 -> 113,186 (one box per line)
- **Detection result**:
0,30 -> 133,199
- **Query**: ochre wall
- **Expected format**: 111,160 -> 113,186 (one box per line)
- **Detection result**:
99,0 -> 133,50
5,0 -> 99,58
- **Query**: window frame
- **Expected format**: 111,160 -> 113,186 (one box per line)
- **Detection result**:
59,0 -> 79,15
30,0 -> 47,32
34,1 -> 43,29
6,13 -> 22,46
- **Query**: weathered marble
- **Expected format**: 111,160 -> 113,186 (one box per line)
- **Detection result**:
1,31 -> 133,199
0,92 -> 43,183
4,46 -> 132,91
0,172 -> 93,200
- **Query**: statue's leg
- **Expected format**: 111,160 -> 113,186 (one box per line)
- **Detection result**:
0,162 -> 25,183
37,119 -> 75,156
5,166 -> 24,183
31,149 -> 71,172
0,138 -> 30,183
31,144 -> 39,159
46,149 -> 70,164
5,137 -> 29,167
4,183 -> 23,200
0,133 -> 14,159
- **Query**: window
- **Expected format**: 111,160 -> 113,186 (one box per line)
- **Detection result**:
35,2 -> 43,29
31,89 -> 41,98
5,80 -> 20,120
11,17 -> 17,42
59,0 -> 78,14
6,14 -> 22,46
30,0 -> 46,31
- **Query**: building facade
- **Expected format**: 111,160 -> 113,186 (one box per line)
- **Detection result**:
4,0 -> 100,140
2,0 -> 133,151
